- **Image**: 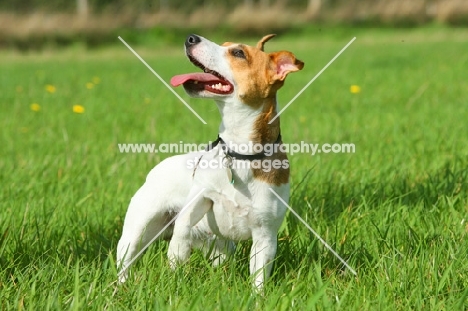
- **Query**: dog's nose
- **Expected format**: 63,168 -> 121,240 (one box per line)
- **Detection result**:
185,34 -> 201,48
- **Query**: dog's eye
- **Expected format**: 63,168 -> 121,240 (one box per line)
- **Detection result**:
231,49 -> 246,59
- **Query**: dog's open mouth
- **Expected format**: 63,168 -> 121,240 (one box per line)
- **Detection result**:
170,55 -> 233,95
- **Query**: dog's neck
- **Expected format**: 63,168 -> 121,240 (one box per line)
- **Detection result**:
215,96 -> 281,151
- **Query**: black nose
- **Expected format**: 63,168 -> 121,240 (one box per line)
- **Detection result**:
185,34 -> 201,48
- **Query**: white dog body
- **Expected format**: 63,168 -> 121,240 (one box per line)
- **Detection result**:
117,34 -> 303,289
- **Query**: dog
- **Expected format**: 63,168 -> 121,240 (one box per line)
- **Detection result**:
117,34 -> 303,289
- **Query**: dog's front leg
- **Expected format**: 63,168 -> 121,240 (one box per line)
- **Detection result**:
249,229 -> 278,290
167,186 -> 211,268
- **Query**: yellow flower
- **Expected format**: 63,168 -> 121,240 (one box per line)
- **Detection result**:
45,84 -> 56,93
30,103 -> 41,112
86,82 -> 94,89
73,105 -> 85,114
92,77 -> 101,84
350,85 -> 361,94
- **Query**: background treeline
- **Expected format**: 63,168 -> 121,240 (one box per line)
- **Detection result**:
1,0 -> 467,49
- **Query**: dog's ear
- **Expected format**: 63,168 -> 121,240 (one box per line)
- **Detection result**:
269,51 -> 304,82
256,34 -> 276,51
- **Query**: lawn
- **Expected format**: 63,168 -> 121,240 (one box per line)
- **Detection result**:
0,27 -> 467,310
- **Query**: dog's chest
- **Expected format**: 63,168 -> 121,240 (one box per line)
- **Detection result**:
192,152 -> 259,240
204,190 -> 251,240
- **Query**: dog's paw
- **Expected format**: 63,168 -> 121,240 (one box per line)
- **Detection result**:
167,237 -> 192,269
117,270 -> 128,284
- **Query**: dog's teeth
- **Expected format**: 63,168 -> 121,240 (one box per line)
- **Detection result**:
208,83 -> 229,92
194,81 -> 198,84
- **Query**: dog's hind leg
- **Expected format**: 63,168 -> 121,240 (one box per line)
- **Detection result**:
116,154 -> 196,282
116,183 -> 182,283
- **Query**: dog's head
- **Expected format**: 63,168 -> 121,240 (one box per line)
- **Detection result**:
171,34 -> 304,105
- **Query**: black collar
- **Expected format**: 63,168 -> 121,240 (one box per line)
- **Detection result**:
205,134 -> 282,160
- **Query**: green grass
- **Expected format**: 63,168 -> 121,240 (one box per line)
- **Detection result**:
1,27 -> 467,310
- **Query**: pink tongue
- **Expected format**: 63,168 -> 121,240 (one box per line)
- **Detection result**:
170,73 -> 221,87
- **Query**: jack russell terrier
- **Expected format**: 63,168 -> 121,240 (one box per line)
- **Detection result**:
117,34 -> 304,289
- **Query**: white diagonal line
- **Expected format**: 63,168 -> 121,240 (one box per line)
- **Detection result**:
118,187 -> 206,277
269,37 -> 356,124
268,188 -> 357,276
118,36 -> 207,125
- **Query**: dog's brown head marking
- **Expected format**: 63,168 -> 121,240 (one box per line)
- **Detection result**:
222,35 -> 304,105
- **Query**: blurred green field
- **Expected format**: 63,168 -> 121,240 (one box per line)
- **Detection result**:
1,27 -> 467,310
